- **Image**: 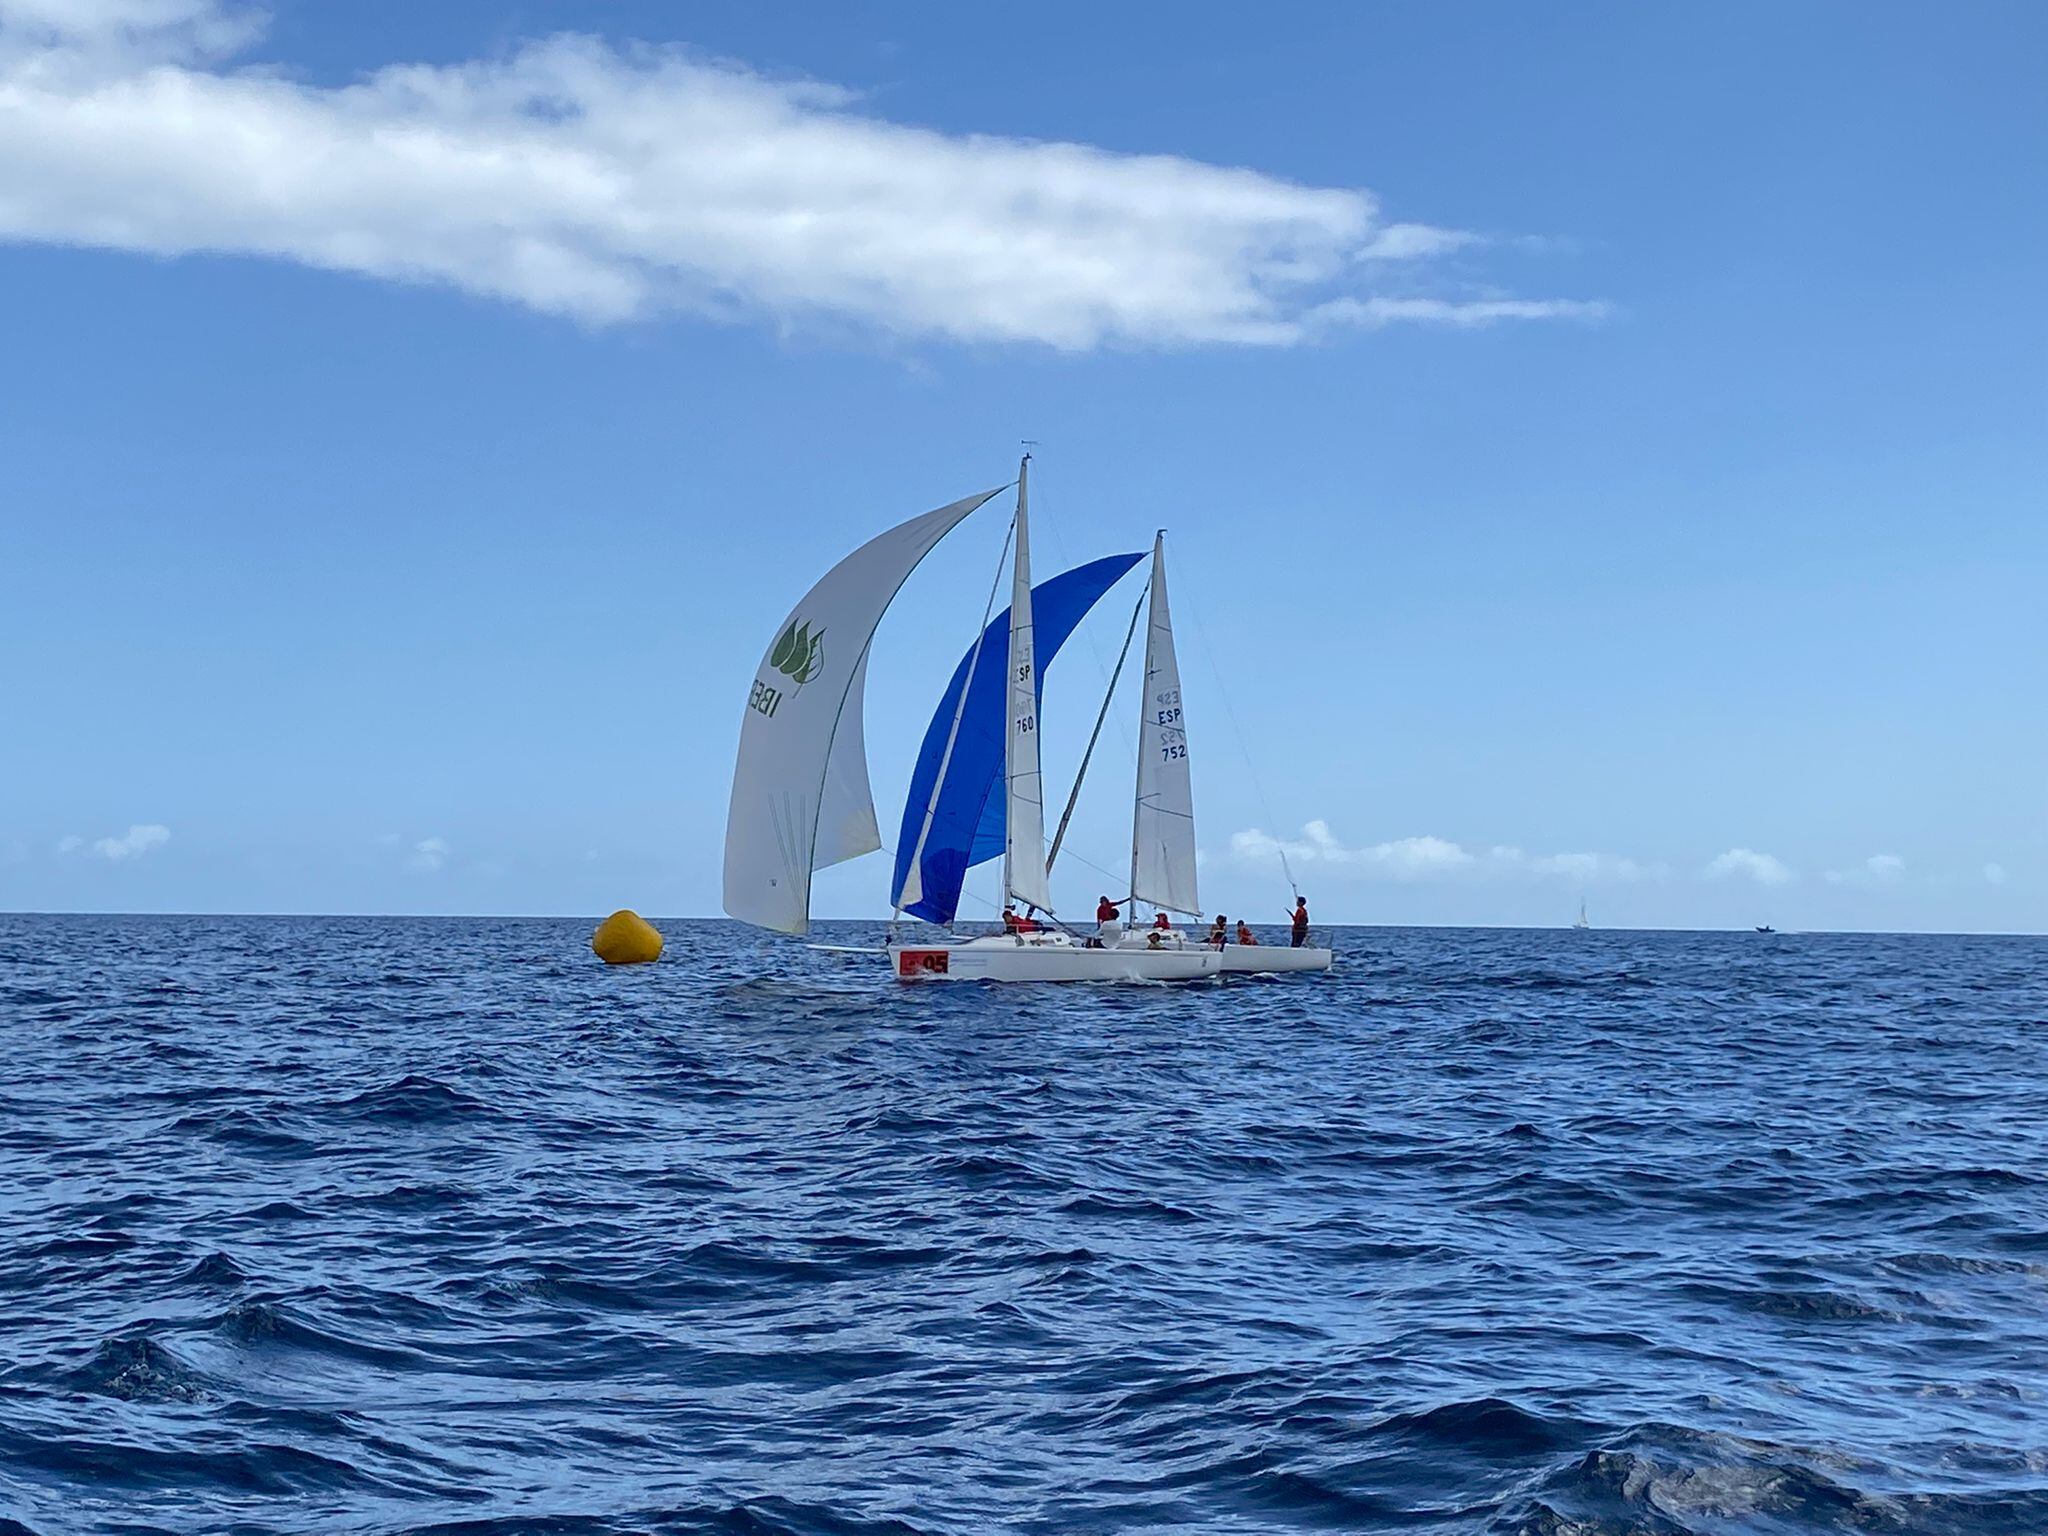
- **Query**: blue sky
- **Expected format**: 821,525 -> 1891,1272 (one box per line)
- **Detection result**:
1,0 -> 2041,931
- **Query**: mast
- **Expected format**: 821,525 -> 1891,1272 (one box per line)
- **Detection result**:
1003,456 -> 1052,913
1126,538 -> 1148,907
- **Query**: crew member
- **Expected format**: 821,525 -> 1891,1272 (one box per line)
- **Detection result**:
1096,895 -> 1121,924
1208,915 -> 1228,947
1235,920 -> 1258,946
1289,897 -> 1310,948
1153,911 -> 1171,931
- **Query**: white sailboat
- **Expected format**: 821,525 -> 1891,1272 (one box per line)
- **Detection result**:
723,458 -> 1331,983
1573,898 -> 1590,930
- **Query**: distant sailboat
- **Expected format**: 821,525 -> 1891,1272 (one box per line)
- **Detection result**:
1573,898 -> 1590,930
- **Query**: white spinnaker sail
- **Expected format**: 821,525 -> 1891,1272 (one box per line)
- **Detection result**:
1131,533 -> 1199,915
723,487 -> 1002,935
1004,462 -> 1053,913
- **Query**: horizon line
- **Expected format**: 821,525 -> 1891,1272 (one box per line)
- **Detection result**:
2,910 -> 2041,940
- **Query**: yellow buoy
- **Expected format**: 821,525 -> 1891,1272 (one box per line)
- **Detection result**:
592,909 -> 663,965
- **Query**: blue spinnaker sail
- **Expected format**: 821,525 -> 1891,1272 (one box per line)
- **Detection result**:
892,552 -> 1144,924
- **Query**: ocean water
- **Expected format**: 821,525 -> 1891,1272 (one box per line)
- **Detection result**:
1,917 -> 2045,1536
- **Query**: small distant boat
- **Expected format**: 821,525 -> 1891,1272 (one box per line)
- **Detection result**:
1755,925 -> 1776,934
1572,898 -> 1589,930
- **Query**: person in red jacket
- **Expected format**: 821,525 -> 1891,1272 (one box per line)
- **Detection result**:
1096,896 -> 1121,924
1289,897 -> 1310,948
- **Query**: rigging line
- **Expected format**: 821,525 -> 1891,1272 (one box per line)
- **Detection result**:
1025,454 -> 1140,762
1182,566 -> 1300,901
895,509 -> 1017,927
1049,840 -> 1135,895
1047,575 -> 1149,875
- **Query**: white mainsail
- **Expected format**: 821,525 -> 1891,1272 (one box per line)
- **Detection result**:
1130,533 -> 1199,915
723,486 -> 1002,935
1003,460 -> 1053,913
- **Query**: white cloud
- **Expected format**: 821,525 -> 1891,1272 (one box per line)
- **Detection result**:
1356,222 -> 1480,261
1311,295 -> 1610,330
0,1 -> 1604,348
1825,853 -> 1905,888
1983,862 -> 2008,886
408,836 -> 448,873
1232,821 -> 1473,880
0,0 -> 258,56
1706,848 -> 1794,886
1229,822 -> 1659,884
80,822 -> 170,860
1493,847 -> 1663,883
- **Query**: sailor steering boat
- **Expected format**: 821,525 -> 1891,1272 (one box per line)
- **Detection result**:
722,458 -> 1333,983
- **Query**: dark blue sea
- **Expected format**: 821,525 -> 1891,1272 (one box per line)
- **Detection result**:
2,917 -> 2045,1535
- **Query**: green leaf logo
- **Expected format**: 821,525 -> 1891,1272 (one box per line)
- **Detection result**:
794,630 -> 824,684
770,620 -> 825,685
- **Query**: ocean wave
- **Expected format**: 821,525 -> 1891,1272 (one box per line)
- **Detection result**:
329,1074 -> 496,1123
1,916 -> 2043,1533
1506,1423 -> 2048,1535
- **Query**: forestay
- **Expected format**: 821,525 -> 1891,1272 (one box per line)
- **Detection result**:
722,487 -> 1002,935
891,553 -> 1143,925
1130,533 -> 1200,915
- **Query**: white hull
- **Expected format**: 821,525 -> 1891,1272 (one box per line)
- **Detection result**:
887,931 -> 1218,983
1116,924 -> 1331,975
1218,945 -> 1333,974
883,926 -> 1333,983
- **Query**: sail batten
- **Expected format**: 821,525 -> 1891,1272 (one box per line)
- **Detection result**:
723,486 -> 1002,935
1130,533 -> 1200,916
